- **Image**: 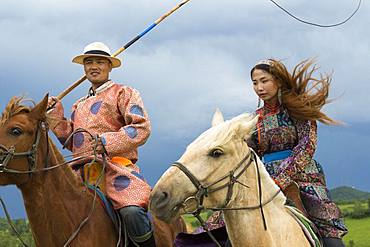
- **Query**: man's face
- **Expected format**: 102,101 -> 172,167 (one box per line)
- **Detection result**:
83,56 -> 112,88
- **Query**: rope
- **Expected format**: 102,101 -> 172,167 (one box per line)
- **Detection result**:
0,197 -> 30,247
269,0 -> 362,28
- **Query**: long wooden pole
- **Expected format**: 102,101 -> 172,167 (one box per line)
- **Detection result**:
56,0 -> 191,101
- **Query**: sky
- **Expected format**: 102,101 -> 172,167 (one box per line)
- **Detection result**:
0,0 -> 369,218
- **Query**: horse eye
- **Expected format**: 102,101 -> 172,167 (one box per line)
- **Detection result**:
9,127 -> 23,136
209,149 -> 224,158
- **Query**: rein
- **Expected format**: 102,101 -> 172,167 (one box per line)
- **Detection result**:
0,121 -> 47,174
172,147 -> 281,247
0,123 -> 114,247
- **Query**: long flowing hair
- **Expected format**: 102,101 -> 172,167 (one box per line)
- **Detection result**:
252,59 -> 338,125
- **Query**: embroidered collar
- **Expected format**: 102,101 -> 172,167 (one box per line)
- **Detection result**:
88,80 -> 114,97
263,102 -> 280,114
77,80 -> 115,104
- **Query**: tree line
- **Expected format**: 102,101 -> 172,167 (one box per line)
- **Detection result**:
0,218 -> 34,247
339,198 -> 370,219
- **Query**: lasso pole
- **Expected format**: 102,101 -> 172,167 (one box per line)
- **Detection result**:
56,0 -> 191,101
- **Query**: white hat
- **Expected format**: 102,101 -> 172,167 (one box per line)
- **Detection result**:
72,42 -> 121,68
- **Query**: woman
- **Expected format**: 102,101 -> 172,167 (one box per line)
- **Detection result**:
248,59 -> 347,246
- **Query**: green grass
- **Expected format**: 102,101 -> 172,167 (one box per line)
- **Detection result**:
339,202 -> 368,214
343,217 -> 370,247
183,208 -> 370,247
182,211 -> 213,232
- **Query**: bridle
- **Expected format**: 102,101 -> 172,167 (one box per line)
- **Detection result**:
0,120 -> 48,247
0,122 -> 114,247
0,121 -> 47,174
0,124 -> 92,175
172,146 -> 281,247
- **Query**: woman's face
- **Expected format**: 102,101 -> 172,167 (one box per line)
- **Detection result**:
251,69 -> 280,105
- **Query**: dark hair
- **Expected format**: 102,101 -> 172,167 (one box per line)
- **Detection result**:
250,63 -> 271,78
251,59 -> 338,125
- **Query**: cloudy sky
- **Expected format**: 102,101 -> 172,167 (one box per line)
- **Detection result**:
0,0 -> 369,218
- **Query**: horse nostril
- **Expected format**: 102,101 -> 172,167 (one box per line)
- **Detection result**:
151,190 -> 171,210
162,191 -> 169,199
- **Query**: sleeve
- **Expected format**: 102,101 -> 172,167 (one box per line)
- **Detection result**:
100,87 -> 151,157
272,120 -> 317,190
246,127 -> 259,154
246,110 -> 262,156
47,100 -> 74,151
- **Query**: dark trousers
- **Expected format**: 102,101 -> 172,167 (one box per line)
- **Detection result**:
323,237 -> 346,247
119,206 -> 156,247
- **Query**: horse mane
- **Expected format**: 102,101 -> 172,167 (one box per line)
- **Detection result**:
48,136 -> 65,162
0,96 -> 33,126
0,96 -> 65,162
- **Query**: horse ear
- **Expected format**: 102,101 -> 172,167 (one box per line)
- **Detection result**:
30,94 -> 49,121
211,108 -> 224,127
235,114 -> 259,139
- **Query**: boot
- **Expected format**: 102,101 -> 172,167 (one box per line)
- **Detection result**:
119,206 -> 156,247
322,237 -> 345,247
134,234 -> 156,247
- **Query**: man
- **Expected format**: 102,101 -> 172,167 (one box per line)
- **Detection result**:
47,42 -> 155,247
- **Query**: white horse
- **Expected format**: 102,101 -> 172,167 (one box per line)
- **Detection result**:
150,110 -> 311,247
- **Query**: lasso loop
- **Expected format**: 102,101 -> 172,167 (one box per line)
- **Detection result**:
269,0 -> 362,28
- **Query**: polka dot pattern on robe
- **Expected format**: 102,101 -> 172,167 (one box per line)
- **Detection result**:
73,132 -> 84,148
130,105 -> 144,117
90,101 -> 103,114
114,175 -> 131,191
100,136 -> 107,145
124,126 -> 138,139
51,83 -> 152,209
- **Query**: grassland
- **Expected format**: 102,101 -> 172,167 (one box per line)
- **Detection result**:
343,217 -> 370,247
338,202 -> 370,247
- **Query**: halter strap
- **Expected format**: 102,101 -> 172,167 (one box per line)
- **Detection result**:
171,147 -> 282,246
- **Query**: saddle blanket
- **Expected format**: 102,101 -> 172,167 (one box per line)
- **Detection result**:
286,205 -> 322,247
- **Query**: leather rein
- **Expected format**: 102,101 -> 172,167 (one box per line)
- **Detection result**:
0,121 -> 48,174
0,122 -> 113,247
172,146 -> 281,247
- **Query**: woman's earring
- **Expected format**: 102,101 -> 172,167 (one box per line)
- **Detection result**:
278,88 -> 282,104
257,97 -> 261,108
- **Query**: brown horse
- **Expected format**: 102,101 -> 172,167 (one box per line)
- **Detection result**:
0,95 -> 184,247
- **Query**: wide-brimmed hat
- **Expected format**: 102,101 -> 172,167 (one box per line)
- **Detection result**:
72,42 -> 121,68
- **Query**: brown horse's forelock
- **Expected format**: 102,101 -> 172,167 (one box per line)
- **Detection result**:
1,97 -> 32,126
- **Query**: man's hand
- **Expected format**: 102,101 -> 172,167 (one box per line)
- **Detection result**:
47,96 -> 59,111
90,136 -> 107,155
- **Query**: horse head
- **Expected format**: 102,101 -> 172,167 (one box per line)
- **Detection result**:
0,94 -> 49,186
150,110 -> 259,222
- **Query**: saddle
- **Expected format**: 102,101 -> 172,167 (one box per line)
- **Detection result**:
69,156 -> 117,214
286,206 -> 322,247
69,157 -> 124,245
283,182 -> 323,247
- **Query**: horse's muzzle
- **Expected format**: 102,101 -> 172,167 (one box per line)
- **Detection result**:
149,190 -> 177,222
